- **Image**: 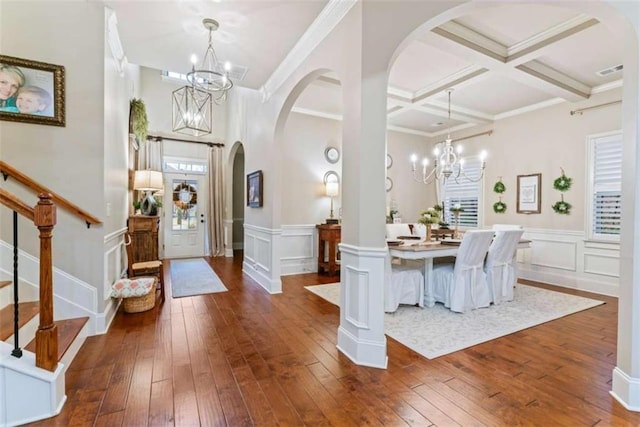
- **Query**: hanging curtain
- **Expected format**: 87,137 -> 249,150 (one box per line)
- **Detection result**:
208,146 -> 225,256
136,137 -> 163,171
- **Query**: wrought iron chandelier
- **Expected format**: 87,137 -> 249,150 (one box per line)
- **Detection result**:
411,89 -> 487,184
186,18 -> 233,104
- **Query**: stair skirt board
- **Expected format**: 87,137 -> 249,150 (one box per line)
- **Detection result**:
0,340 -> 66,427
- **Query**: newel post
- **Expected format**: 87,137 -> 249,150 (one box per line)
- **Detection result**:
34,193 -> 58,371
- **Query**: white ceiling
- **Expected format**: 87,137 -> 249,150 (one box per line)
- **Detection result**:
103,1 -> 624,137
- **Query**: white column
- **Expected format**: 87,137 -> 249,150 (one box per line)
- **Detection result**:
611,1 -> 640,411
337,3 -> 389,368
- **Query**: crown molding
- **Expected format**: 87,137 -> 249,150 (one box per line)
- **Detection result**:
592,79 -> 623,94
261,0 -> 357,102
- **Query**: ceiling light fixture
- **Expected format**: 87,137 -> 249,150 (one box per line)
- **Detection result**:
410,88 -> 487,184
186,18 -> 233,104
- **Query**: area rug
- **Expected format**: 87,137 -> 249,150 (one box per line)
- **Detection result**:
305,283 -> 604,359
170,258 -> 228,298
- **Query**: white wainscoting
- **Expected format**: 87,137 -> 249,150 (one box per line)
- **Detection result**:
243,224 -> 282,293
281,224 -> 317,275
518,228 -> 619,296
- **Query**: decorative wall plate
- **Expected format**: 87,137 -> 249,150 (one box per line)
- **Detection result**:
325,146 -> 340,163
386,177 -> 393,192
386,153 -> 393,169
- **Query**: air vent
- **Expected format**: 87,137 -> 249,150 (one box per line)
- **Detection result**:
211,63 -> 248,81
596,64 -> 623,77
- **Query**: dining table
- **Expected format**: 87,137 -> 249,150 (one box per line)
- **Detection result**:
388,239 -> 531,307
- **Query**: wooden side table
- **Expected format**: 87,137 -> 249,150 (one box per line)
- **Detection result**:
317,224 -> 341,275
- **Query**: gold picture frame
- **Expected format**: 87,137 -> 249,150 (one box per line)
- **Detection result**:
517,173 -> 541,214
0,54 -> 65,127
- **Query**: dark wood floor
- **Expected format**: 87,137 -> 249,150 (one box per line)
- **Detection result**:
29,252 -> 640,426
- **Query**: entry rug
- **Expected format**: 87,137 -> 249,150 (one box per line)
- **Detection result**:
170,258 -> 228,298
305,283 -> 604,359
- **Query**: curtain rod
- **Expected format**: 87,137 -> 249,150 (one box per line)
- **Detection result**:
450,130 -> 493,143
570,100 -> 621,116
147,134 -> 224,147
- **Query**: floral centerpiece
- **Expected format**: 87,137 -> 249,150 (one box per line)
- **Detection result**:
417,206 -> 441,226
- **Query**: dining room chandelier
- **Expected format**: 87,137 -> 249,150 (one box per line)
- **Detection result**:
186,18 -> 233,104
410,89 -> 487,184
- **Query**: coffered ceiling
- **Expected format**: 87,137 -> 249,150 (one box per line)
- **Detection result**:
294,3 -> 624,138
102,1 -> 623,138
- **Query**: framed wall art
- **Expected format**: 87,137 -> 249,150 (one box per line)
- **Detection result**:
0,54 -> 65,127
247,170 -> 263,208
517,173 -> 541,214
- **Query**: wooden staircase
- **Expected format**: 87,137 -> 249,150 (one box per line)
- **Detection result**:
0,161 -> 103,425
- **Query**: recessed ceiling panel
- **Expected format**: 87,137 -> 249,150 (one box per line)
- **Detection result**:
432,75 -> 551,115
537,24 -> 623,87
455,4 -> 581,46
389,109 -> 465,133
390,41 -> 473,93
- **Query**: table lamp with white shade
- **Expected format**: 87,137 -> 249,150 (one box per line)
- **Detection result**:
324,171 -> 340,224
134,170 -> 163,216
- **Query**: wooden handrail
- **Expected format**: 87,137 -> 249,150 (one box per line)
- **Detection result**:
0,191 -> 58,371
0,161 -> 101,227
0,188 -> 35,221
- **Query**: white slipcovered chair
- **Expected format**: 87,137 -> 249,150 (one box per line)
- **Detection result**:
431,230 -> 494,313
386,223 -> 412,240
484,229 -> 524,304
491,224 -> 524,294
384,252 -> 424,313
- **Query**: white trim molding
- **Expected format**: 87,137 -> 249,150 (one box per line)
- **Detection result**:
611,367 -> 640,411
281,224 -> 317,275
243,224 -> 282,293
336,243 -> 388,369
517,228 -> 619,296
261,0 -> 357,102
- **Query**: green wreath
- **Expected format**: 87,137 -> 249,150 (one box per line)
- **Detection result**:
493,200 -> 507,214
553,168 -> 572,192
493,177 -> 506,194
552,198 -> 572,215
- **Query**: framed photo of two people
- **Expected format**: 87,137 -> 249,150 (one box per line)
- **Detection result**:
0,54 -> 65,127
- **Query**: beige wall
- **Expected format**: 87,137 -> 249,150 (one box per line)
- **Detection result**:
140,67 -> 227,143
281,112 -> 342,225
467,88 -> 622,230
387,130 -> 433,222
0,2 -> 114,307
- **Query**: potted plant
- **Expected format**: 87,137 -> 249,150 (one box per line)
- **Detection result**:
129,98 -> 148,148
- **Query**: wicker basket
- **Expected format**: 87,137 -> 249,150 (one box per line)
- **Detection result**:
122,288 -> 156,313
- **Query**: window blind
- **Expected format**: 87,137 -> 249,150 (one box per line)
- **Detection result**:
592,135 -> 622,238
442,158 -> 482,227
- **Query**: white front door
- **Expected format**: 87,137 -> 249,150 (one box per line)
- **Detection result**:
163,173 -> 207,258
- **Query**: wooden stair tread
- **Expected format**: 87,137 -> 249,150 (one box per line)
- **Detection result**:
0,301 -> 39,341
0,280 -> 11,290
25,317 -> 89,361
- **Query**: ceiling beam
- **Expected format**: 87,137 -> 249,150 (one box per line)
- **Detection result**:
428,20 -> 592,101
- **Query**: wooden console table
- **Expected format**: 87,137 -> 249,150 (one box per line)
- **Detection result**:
317,224 -> 341,275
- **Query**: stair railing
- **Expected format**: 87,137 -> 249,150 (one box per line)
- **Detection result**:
0,189 -> 58,371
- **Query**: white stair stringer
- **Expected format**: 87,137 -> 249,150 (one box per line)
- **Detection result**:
0,341 -> 66,427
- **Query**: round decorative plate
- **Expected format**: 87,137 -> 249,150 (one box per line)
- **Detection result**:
386,177 -> 393,192
386,153 -> 393,169
325,146 -> 340,164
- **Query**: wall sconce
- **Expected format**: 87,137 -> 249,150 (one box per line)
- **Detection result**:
324,171 -> 340,224
134,170 -> 163,216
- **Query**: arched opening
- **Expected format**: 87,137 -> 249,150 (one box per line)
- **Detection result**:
273,69 -> 344,278
229,142 -> 245,257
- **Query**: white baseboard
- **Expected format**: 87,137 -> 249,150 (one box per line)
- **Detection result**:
611,367 -> 640,411
242,261 -> 282,294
